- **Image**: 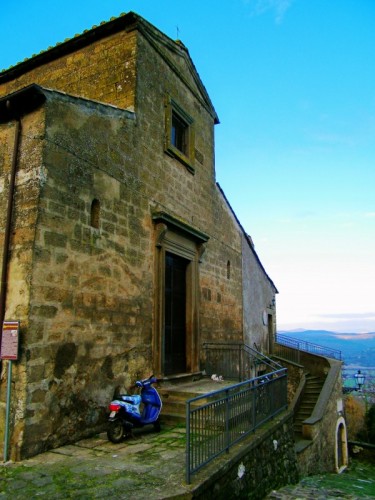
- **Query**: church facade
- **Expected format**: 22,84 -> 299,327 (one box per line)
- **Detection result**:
0,13 -> 276,459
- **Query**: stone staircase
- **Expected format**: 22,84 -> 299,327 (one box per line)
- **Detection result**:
158,377 -> 236,425
294,374 -> 325,436
158,387 -> 197,424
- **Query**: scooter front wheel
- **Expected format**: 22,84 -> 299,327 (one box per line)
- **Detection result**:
107,420 -> 124,443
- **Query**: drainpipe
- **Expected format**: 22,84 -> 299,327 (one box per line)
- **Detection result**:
0,102 -> 21,353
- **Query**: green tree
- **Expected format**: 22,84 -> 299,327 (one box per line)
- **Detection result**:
365,404 -> 375,444
345,395 -> 366,440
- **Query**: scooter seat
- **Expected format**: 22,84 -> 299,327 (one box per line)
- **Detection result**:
120,394 -> 142,405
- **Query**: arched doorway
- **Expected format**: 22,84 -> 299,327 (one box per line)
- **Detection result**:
335,417 -> 348,472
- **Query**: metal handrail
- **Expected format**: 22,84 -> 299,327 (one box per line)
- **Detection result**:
203,342 -> 282,382
275,333 -> 342,361
186,368 -> 288,483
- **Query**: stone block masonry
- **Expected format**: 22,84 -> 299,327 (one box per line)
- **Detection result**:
192,412 -> 299,499
0,13 -> 277,459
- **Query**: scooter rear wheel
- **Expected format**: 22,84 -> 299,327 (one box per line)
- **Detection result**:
107,420 -> 124,443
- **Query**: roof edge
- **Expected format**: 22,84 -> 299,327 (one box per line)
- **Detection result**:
0,84 -> 46,122
216,182 -> 278,293
0,11 -> 219,124
0,84 -> 138,124
0,12 -> 140,82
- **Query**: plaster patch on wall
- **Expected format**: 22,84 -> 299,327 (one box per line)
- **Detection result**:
238,462 -> 245,479
93,171 -> 120,200
337,398 -> 343,413
39,165 -> 48,187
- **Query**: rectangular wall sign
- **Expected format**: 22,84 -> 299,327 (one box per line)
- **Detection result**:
1,321 -> 20,360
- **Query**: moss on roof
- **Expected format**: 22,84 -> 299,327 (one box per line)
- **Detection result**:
1,12 -> 129,73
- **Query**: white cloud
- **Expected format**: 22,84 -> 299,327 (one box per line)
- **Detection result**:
318,312 -> 375,321
244,0 -> 295,24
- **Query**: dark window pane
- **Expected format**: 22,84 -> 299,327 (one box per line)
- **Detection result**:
171,111 -> 187,154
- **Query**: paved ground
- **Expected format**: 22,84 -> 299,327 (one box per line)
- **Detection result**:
0,425 -> 190,499
1,424 -> 374,499
267,482 -> 374,499
266,460 -> 375,499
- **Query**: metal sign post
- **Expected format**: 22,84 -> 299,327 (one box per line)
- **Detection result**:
1,320 -> 19,462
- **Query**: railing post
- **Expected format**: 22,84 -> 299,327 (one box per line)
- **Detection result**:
252,380 -> 256,428
225,388 -> 230,452
239,344 -> 242,381
186,400 -> 191,485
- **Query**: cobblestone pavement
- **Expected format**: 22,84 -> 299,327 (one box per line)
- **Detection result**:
267,483 -> 373,499
266,468 -> 375,499
0,425 -> 190,499
1,425 -> 374,499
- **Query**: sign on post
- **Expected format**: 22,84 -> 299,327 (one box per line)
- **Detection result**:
1,321 -> 19,360
1,321 -> 20,462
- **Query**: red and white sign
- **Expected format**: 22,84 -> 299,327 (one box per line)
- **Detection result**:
1,321 -> 20,360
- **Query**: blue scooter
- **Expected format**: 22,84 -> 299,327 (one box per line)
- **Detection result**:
107,375 -> 162,443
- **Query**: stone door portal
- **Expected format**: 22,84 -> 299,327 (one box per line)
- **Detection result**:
164,253 -> 187,375
153,212 -> 209,378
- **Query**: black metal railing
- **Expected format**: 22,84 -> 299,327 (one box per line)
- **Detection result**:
203,342 -> 282,381
274,333 -> 342,361
186,369 -> 288,483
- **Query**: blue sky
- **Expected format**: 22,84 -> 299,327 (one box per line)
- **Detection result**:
1,0 -> 375,332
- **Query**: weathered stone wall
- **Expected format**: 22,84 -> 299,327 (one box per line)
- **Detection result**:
135,32 -> 244,343
297,360 -> 345,476
1,85 -> 246,457
0,110 -> 46,458
0,16 -> 246,350
199,191 -> 243,342
242,234 -> 276,351
20,94 -> 146,457
274,358 -> 304,404
0,28 -> 137,112
194,412 -> 299,499
0,16 -> 274,458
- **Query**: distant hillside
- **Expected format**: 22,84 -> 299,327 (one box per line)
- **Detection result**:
277,329 -> 375,368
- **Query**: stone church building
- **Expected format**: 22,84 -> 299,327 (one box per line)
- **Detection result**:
0,12 -> 277,459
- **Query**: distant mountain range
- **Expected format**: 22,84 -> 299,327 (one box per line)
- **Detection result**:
277,329 -> 375,369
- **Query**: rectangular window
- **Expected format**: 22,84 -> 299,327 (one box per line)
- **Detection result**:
171,111 -> 188,154
165,97 -> 195,173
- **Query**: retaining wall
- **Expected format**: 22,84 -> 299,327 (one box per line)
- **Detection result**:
192,411 -> 299,500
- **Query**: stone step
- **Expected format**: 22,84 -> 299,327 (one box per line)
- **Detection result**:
296,411 -> 313,419
305,386 -> 323,393
293,375 -> 325,435
161,399 -> 187,417
158,377 -> 237,424
305,382 -> 324,389
298,403 -> 315,411
159,389 -> 201,401
305,384 -> 323,392
160,412 -> 186,425
305,379 -> 324,387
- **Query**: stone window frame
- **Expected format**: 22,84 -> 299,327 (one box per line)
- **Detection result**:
164,97 -> 195,174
